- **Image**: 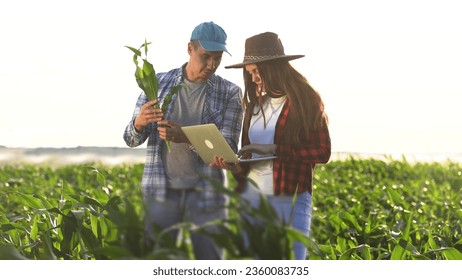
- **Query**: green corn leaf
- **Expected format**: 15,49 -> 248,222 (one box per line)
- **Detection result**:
90,214 -> 99,238
30,215 -> 39,241
125,46 -> 141,56
0,244 -> 29,260
402,213 -> 412,240
142,61 -> 158,101
161,84 -> 187,152
442,248 -> 462,260
390,214 -> 414,259
358,244 -> 372,260
161,84 -> 185,112
339,244 -> 372,260
165,140 -> 171,152
338,211 -> 362,231
142,39 -> 150,56
127,40 -> 188,152
13,192 -> 44,209
68,194 -> 103,208
126,41 -> 159,103
336,236 -> 347,252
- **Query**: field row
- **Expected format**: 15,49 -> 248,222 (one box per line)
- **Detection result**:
1,157 -> 461,259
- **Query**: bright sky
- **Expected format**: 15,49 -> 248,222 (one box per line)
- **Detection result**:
1,0 -> 461,155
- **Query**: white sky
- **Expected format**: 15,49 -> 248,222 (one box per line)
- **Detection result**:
1,0 -> 461,155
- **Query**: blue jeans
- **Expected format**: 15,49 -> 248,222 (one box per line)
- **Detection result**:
144,188 -> 226,260
241,184 -> 313,260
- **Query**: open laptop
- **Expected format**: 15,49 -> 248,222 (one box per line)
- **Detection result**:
181,123 -> 277,164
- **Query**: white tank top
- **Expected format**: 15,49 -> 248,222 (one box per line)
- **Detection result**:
247,95 -> 286,195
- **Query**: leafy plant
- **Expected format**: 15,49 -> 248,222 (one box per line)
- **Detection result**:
126,40 -> 184,151
126,40 -> 159,102
1,157 -> 461,260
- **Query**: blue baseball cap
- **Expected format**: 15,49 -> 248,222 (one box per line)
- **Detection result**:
190,22 -> 230,55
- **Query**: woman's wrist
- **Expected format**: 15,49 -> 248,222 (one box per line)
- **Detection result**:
272,144 -> 278,156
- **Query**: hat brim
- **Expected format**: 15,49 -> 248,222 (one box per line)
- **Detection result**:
225,55 -> 304,69
199,40 -> 231,55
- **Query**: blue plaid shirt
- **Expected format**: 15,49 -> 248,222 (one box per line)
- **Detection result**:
123,64 -> 243,205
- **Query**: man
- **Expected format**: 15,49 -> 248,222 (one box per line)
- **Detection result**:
123,22 -> 243,259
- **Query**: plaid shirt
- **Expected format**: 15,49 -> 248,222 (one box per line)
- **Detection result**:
238,101 -> 331,195
123,64 -> 243,204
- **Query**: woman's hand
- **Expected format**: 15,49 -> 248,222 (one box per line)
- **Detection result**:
237,144 -> 277,159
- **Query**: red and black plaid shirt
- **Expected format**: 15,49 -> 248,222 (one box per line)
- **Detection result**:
237,101 -> 331,195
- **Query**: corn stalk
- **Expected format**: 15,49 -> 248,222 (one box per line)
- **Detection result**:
126,40 -> 181,151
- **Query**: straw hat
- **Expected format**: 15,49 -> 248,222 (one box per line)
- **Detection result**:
225,32 -> 304,69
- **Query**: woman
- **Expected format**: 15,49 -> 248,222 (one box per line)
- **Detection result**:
212,32 -> 331,259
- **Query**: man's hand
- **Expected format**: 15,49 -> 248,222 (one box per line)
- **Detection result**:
210,156 -> 242,174
157,120 -> 190,143
134,100 -> 163,133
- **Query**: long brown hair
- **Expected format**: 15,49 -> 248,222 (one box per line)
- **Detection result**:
241,59 -> 328,144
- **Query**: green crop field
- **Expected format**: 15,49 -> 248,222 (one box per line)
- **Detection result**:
1,156 -> 461,260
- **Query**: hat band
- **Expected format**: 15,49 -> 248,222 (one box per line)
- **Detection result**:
243,54 -> 283,61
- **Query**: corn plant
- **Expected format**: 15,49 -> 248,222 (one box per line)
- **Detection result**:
309,157 -> 462,260
0,164 -> 191,259
126,41 -> 185,151
1,157 -> 461,260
